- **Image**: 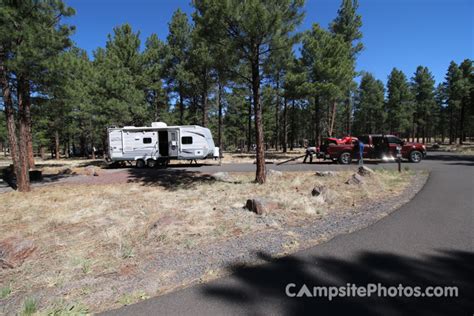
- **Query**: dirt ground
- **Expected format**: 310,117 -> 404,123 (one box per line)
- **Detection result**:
0,161 -> 417,315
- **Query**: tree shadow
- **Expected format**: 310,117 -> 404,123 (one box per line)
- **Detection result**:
202,250 -> 473,315
126,168 -> 216,190
425,154 -> 474,162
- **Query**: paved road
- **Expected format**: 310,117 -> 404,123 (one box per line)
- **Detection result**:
104,152 -> 473,315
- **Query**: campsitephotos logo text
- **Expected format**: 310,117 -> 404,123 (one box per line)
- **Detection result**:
285,283 -> 458,300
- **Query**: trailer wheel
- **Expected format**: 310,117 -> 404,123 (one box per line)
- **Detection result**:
338,152 -> 352,165
136,159 -> 145,168
147,159 -> 157,168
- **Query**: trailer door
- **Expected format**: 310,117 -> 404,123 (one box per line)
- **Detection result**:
169,130 -> 178,157
109,129 -> 123,158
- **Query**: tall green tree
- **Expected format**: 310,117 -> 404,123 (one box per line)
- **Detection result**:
411,66 -> 436,143
458,59 -> 473,144
0,0 -> 74,191
194,0 -> 305,184
302,23 -> 353,140
353,72 -> 385,135
386,68 -> 413,136
166,9 -> 192,124
330,0 -> 363,134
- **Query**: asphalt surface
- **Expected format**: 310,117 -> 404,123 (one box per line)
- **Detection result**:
103,152 -> 474,316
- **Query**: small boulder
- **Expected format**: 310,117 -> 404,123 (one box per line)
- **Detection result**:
84,166 -> 96,176
211,172 -> 235,182
315,171 -> 336,177
345,173 -> 365,185
357,166 -> 374,177
245,198 -> 279,215
0,236 -> 36,269
432,143 -> 440,149
311,185 -> 327,197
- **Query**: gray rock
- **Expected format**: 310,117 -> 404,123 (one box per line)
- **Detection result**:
245,198 -> 279,215
358,166 -> 374,177
345,173 -> 365,185
315,171 -> 336,177
311,185 -> 326,197
211,172 -> 233,182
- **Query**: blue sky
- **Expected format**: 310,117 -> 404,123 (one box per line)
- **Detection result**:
65,0 -> 473,85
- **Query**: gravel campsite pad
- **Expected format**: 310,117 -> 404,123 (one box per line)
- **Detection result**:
0,167 -> 428,314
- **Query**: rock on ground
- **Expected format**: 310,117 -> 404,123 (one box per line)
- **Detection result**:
211,172 -> 236,183
346,173 -> 365,185
315,171 -> 336,177
358,166 -> 375,177
245,198 -> 279,215
0,236 -> 36,269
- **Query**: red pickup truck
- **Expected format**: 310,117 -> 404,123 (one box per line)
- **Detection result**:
318,134 -> 427,164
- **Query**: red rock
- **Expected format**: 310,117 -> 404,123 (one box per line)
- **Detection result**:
0,236 -> 36,269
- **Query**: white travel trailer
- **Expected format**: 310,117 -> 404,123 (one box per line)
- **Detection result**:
107,122 -> 219,167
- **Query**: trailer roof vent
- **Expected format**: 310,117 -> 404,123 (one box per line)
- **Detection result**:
151,122 -> 167,128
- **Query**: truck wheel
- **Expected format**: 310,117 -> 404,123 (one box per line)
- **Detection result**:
338,152 -> 352,165
409,150 -> 422,163
136,159 -> 145,168
147,159 -> 157,168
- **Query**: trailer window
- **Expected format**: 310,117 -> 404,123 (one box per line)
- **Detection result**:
182,136 -> 193,145
143,137 -> 152,144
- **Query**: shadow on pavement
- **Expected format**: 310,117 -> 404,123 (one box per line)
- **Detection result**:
202,250 -> 473,315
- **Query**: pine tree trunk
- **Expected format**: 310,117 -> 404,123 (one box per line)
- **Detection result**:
55,130 -> 60,159
247,92 -> 252,153
40,146 -> 45,160
217,82 -> 223,154
459,101 -> 465,145
314,96 -> 321,146
0,54 -> 20,176
346,93 -> 351,135
282,96 -> 288,153
20,78 -> 35,167
179,87 -> 184,125
202,90 -> 208,127
449,107 -> 454,144
329,100 -> 337,137
17,77 -> 31,192
274,75 -> 280,151
251,55 -> 265,184
290,98 -> 295,151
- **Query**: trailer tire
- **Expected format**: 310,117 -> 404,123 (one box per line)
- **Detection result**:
338,152 -> 352,165
136,159 -> 145,168
147,159 -> 157,168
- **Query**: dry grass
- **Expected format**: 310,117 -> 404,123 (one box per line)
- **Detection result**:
0,168 -> 414,313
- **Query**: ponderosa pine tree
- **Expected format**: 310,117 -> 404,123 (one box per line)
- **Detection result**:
458,59 -> 473,144
302,23 -> 353,140
166,9 -> 192,125
386,68 -> 413,136
0,0 -> 74,191
193,0 -> 305,184
353,72 -> 385,135
143,34 -> 168,122
411,66 -> 436,143
330,0 -> 363,134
